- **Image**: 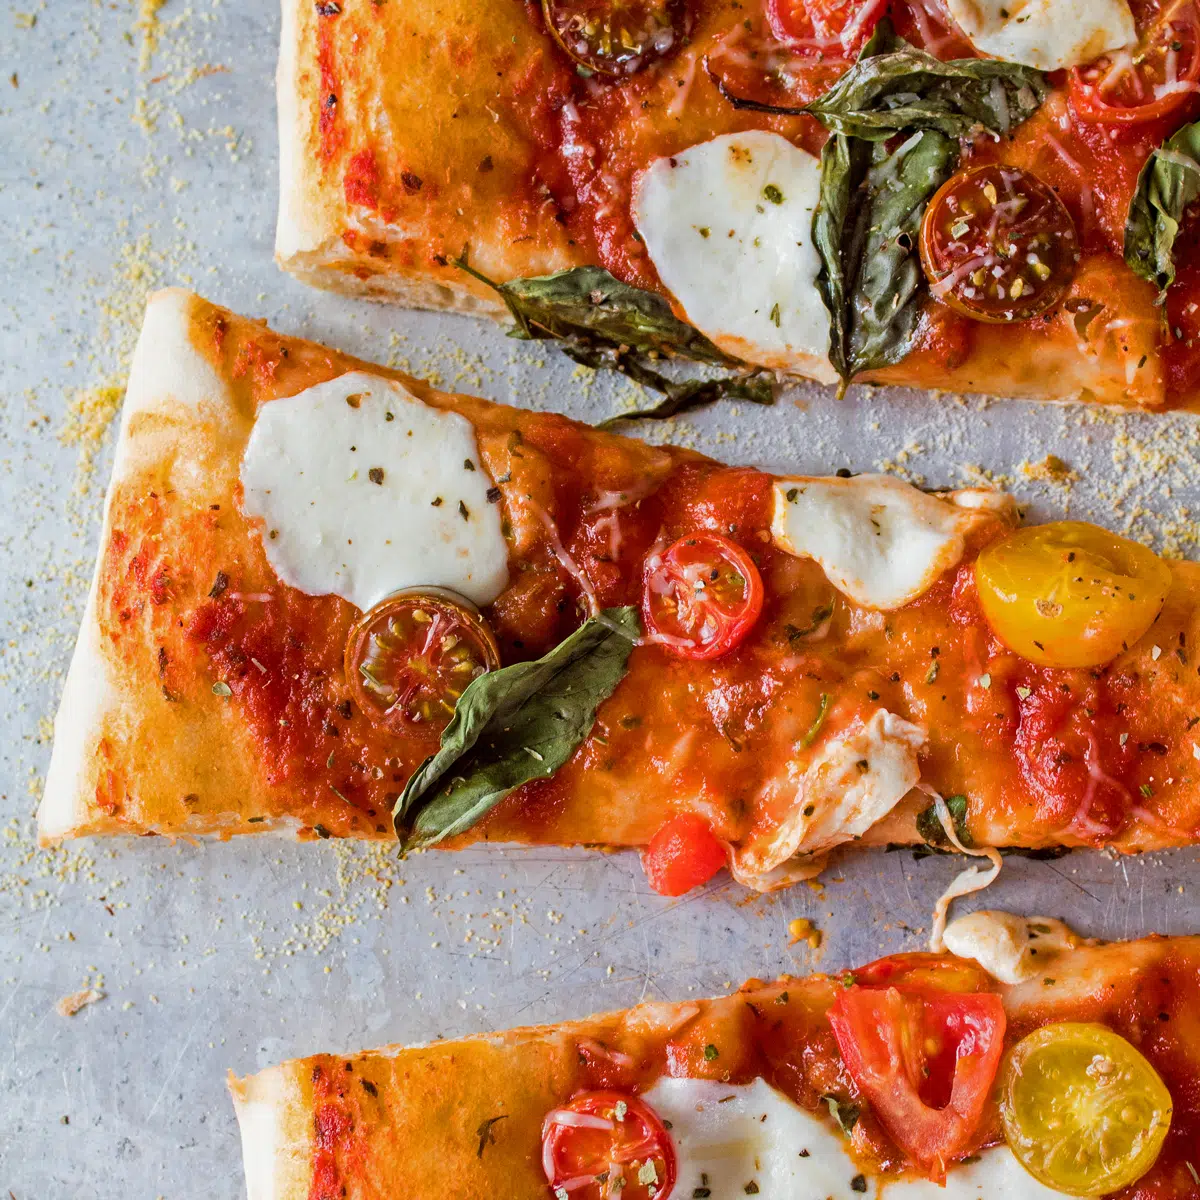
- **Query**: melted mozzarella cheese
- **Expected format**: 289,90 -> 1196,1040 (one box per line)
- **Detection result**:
732,709 -> 926,891
240,372 -> 508,612
644,1077 -> 1062,1198
771,474 -> 986,610
943,910 -> 1084,984
944,0 -> 1135,71
631,131 -> 837,384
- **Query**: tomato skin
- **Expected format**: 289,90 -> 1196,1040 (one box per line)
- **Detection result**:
828,985 -> 1006,1176
642,813 -> 727,896
851,953 -> 996,995
1069,0 -> 1200,126
765,0 -> 886,50
643,533 -> 765,660
541,1090 -> 677,1200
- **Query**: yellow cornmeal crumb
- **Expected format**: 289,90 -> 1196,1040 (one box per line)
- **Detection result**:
1019,453 -> 1078,485
136,0 -> 169,72
787,917 -> 822,951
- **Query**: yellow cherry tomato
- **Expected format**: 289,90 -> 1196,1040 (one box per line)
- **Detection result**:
1001,1022 -> 1172,1196
974,522 -> 1172,669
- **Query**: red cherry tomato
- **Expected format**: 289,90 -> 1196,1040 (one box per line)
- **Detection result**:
1070,0 -> 1200,125
642,814 -> 727,896
542,0 -> 690,76
851,952 -> 996,995
542,1091 -> 677,1200
828,985 -> 1006,1177
920,164 -> 1080,324
343,589 -> 500,737
643,534 -> 764,660
766,0 -> 887,53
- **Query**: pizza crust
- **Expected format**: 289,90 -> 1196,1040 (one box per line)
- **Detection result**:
228,1065 -> 313,1200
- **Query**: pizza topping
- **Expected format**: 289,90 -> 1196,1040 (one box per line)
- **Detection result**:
631,132 -> 838,384
239,372 -> 509,612
642,534 -> 764,660
941,911 -> 1084,985
920,165 -> 1080,324
973,520 -> 1172,668
641,814 -> 727,896
764,0 -> 887,56
542,0 -> 689,76
541,1090 -> 676,1200
770,475 -> 993,610
1070,0 -> 1200,125
1125,118 -> 1200,300
730,708 -> 926,891
392,608 -> 640,849
943,0 -> 1137,71
1001,1022 -> 1172,1194
828,984 -> 1007,1176
343,589 -> 500,737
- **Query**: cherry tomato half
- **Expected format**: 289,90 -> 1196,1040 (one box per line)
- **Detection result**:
1070,0 -> 1200,126
542,1091 -> 677,1200
765,0 -> 887,53
974,521 -> 1173,669
542,0 -> 689,76
921,165 -> 1080,324
344,589 -> 500,737
641,814 -> 727,896
643,534 -> 764,660
828,985 -> 1006,1177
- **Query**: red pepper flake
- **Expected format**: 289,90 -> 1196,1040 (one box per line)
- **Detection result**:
401,170 -> 423,193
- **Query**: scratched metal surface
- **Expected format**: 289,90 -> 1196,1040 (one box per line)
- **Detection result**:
2,3 -> 1200,1197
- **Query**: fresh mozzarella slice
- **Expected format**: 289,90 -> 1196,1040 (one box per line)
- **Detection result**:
731,709 -> 926,891
631,130 -> 837,384
771,474 -> 988,610
644,1077 -> 1063,1198
240,371 -> 509,612
944,0 -> 1135,71
943,910 -> 1085,984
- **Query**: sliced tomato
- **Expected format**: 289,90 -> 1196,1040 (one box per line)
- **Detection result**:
828,985 -> 1006,1177
343,589 -> 500,737
542,1091 -> 677,1200
643,533 -> 764,659
851,952 -> 995,995
766,0 -> 887,53
1070,0 -> 1200,125
542,0 -> 690,76
642,814 -> 727,896
920,164 -> 1080,324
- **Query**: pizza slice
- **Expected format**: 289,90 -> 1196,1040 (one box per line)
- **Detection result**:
228,911 -> 1199,1199
40,290 -> 1200,895
277,0 -> 1200,411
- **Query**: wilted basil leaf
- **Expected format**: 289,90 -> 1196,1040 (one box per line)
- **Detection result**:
709,21 -> 1044,141
394,606 -> 640,848
808,21 -> 1043,387
1125,120 -> 1200,303
817,129 -> 957,382
915,793 -> 972,848
457,257 -> 772,421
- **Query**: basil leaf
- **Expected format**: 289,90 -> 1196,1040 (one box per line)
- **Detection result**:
1125,120 -> 1200,303
915,793 -> 972,849
818,129 -> 957,381
457,256 -> 772,421
709,22 -> 1044,141
394,606 -> 639,848
806,47 -> 1045,142
809,21 -> 1042,386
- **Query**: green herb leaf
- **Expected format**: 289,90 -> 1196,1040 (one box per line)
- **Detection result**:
816,128 -> 957,383
394,607 -> 640,848
1125,120 -> 1200,303
475,1114 -> 508,1158
710,22 -> 1044,141
915,793 -> 972,849
803,21 -> 1045,387
801,693 -> 830,749
822,1094 -> 860,1135
456,255 -> 772,422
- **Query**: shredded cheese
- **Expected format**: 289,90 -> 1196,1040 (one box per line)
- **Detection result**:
924,788 -> 1003,952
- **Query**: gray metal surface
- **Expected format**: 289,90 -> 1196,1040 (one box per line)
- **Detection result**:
1,3 -> 1199,1197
